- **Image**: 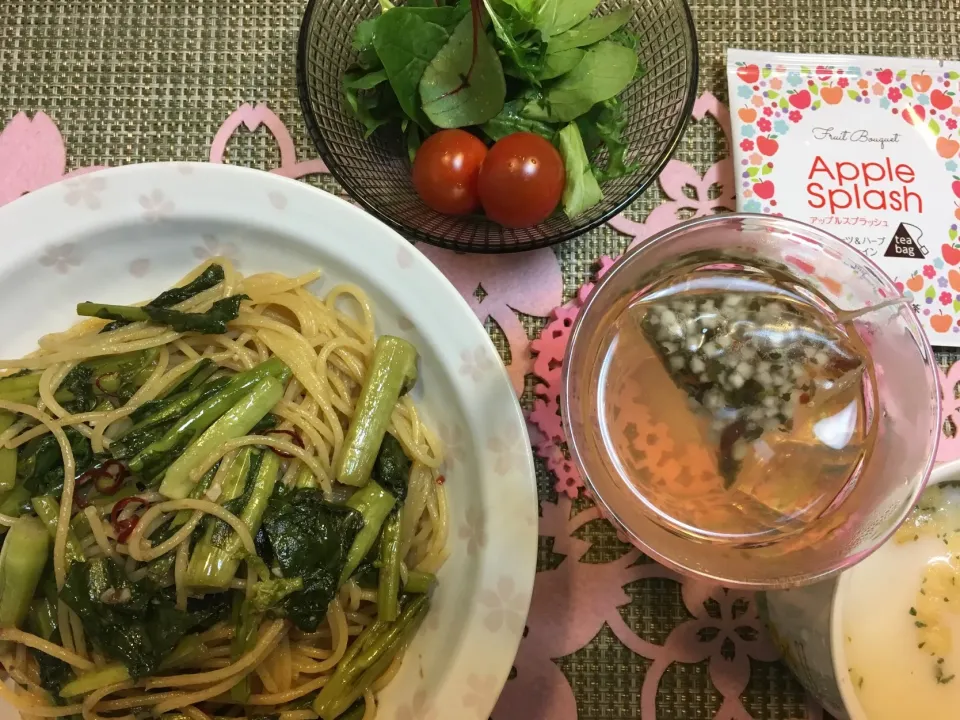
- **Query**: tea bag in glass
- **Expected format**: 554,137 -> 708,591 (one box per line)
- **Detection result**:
638,285 -> 868,509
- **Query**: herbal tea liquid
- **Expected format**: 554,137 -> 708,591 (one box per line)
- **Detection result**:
590,258 -> 879,545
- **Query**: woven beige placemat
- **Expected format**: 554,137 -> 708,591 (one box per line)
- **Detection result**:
2,0 -> 957,717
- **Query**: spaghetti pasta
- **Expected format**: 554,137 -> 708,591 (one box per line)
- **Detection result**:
0,260 -> 446,720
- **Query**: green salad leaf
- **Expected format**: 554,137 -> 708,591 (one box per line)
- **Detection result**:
373,5 -> 468,126
420,10 -> 507,128
538,47 -> 583,80
577,97 -> 639,182
531,0 -> 600,37
523,40 -> 637,122
547,5 -> 633,53
483,99 -> 557,141
557,122 -> 603,218
483,0 -> 545,83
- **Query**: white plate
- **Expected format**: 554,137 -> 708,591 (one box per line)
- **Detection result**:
0,162 -> 538,719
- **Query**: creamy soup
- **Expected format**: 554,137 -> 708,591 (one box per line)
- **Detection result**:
842,484 -> 960,719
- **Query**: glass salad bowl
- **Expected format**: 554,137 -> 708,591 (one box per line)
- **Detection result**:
296,0 -> 699,253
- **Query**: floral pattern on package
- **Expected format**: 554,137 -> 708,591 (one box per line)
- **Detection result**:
727,49 -> 960,346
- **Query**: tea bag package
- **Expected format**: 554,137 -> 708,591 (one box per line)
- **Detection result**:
727,49 -> 960,347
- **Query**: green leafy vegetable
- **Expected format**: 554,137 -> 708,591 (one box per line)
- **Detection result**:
557,122 -> 603,218
482,0 -> 545,84
59,558 -> 228,678
344,68 -> 388,91
352,18 -> 383,71
372,433 -> 411,502
149,264 -> 226,309
18,427 -> 95,500
546,5 -> 633,53
530,0 -> 600,37
99,264 -> 226,333
538,47 -> 583,80
77,295 -> 248,335
523,41 -> 638,122
343,76 -> 404,139
56,366 -> 97,413
483,99 -> 557,141
609,25 -> 641,53
27,597 -> 76,710
576,97 -> 638,182
373,5 -> 468,126
419,10 -> 507,128
260,488 -> 364,632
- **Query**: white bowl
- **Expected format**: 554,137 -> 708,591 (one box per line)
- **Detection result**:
0,162 -> 539,719
760,458 -> 960,719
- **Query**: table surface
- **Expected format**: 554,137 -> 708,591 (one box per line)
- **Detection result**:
2,1 -> 958,718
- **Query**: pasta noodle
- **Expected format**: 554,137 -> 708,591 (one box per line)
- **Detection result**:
0,260 -> 447,720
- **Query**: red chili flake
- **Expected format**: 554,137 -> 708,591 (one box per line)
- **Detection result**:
264,428 -> 304,459
115,519 -> 139,544
436,475 -> 446,486
111,496 -> 150,543
799,392 -> 810,404
77,460 -> 129,497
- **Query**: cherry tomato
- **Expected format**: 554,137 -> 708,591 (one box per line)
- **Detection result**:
477,133 -> 565,228
412,129 -> 488,215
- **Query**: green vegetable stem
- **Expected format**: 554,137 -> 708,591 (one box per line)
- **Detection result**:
313,595 -> 430,720
124,357 -> 287,483
0,447 -> 15,495
377,511 -> 402,622
0,516 -> 50,630
77,295 -> 248,335
159,375 -> 285,499
404,570 -> 436,594
88,263 -> 228,333
186,449 -> 280,590
0,487 -> 32,534
336,336 -> 417,487
60,635 -> 215,698
339,481 -> 396,586
31,495 -> 85,566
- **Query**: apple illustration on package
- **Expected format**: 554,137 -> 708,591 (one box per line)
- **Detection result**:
729,49 -> 960,347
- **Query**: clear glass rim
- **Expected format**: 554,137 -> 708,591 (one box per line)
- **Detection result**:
561,212 -> 943,589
